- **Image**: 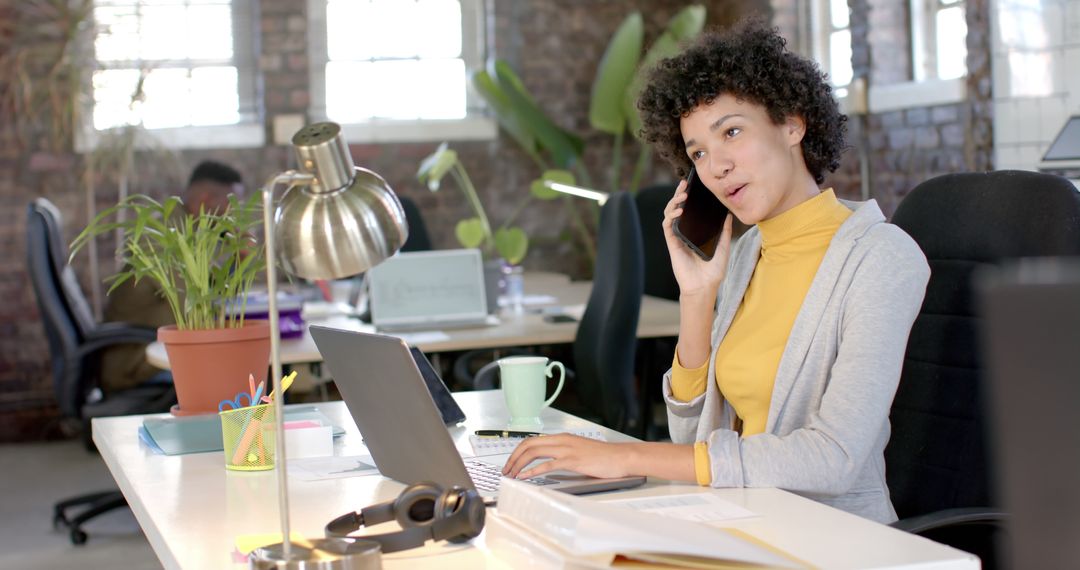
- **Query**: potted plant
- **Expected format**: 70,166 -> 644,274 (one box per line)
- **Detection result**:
418,143 -> 529,311
70,193 -> 270,416
470,5 -> 706,271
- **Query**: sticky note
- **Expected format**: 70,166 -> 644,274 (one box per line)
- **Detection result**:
283,425 -> 334,459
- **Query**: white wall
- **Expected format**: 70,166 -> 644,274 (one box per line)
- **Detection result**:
992,0 -> 1080,171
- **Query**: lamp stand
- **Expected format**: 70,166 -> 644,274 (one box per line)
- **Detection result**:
250,172 -> 382,570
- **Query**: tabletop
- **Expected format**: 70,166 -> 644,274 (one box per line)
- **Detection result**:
93,391 -> 979,569
145,272 -> 681,369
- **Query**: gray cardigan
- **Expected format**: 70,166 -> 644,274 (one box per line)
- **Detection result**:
664,199 -> 930,523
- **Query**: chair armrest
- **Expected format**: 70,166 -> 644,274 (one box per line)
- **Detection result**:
77,323 -> 158,356
891,507 -> 1008,535
452,347 -> 536,388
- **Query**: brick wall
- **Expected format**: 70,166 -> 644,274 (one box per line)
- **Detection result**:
770,0 -> 993,214
0,0 -> 766,441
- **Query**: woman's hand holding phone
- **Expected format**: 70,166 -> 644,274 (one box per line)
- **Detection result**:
662,179 -> 734,299
664,178 -> 734,369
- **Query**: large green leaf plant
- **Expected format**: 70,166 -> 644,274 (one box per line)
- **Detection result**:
417,143 -> 529,265
470,6 -> 706,266
70,193 -> 265,330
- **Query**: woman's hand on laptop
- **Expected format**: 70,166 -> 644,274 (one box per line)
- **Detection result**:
502,434 -> 633,480
502,435 -> 697,482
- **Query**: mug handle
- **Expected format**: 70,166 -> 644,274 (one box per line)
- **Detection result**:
541,361 -> 566,409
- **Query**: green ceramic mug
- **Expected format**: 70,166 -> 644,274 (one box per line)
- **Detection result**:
497,356 -> 566,429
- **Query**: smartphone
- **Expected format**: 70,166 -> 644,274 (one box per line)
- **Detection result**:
543,314 -> 577,324
408,346 -> 467,426
672,167 -> 729,261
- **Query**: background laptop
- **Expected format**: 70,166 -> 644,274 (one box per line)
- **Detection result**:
309,325 -> 646,501
367,248 -> 495,332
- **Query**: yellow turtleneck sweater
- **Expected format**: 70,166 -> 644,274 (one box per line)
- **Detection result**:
671,189 -> 852,485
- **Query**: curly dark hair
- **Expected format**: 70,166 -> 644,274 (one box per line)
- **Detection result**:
637,18 -> 847,184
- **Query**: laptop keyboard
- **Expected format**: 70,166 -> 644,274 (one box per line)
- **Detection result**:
464,459 -> 560,492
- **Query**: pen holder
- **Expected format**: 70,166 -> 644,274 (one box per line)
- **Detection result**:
220,404 -> 275,471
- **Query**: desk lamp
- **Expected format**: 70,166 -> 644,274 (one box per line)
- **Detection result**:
252,122 -> 408,569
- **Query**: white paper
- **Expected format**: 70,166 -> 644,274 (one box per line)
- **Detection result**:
283,425 -> 334,459
287,455 -> 380,481
389,330 -> 451,345
560,303 -> 586,321
606,492 -> 757,523
498,294 -> 558,308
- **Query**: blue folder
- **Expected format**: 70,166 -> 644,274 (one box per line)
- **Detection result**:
141,406 -> 341,455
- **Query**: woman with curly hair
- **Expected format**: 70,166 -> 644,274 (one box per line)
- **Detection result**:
503,18 -> 930,522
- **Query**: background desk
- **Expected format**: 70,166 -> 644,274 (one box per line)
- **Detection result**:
93,391 -> 978,569
145,272 -> 681,369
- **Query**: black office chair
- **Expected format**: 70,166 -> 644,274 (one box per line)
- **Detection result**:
634,184 -> 679,301
633,184 -> 682,438
27,198 -> 176,545
886,171 -> 1080,569
398,194 -> 433,252
468,192 -> 645,433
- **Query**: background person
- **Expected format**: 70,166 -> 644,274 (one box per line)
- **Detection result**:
99,160 -> 245,392
502,19 -> 930,523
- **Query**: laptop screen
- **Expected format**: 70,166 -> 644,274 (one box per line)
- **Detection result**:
367,249 -> 488,325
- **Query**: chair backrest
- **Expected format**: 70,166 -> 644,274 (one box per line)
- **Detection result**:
26,198 -> 94,418
573,191 -> 645,432
635,185 -> 679,301
886,170 -> 1080,519
398,195 -> 433,252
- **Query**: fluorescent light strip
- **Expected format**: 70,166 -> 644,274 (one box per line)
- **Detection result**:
543,181 -> 609,204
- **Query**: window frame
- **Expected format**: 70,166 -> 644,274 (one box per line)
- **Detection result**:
305,0 -> 496,144
910,0 -> 967,82
75,0 -> 264,152
810,0 -> 854,94
861,0 -> 968,113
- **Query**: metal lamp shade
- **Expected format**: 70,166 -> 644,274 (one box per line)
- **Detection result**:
275,122 -> 408,280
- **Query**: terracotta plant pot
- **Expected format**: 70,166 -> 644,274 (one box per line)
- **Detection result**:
158,321 -> 272,416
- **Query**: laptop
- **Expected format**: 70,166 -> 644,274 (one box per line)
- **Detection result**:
367,249 -> 497,332
309,325 -> 646,501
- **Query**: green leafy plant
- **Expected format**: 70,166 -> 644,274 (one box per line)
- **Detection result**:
417,142 -> 529,265
470,6 -> 706,266
70,194 -> 265,330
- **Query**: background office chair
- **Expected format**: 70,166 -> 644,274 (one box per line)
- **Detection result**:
634,184 -> 681,438
467,192 -> 645,433
886,171 -> 1080,568
27,198 -> 176,544
398,195 -> 433,252
634,184 -> 679,302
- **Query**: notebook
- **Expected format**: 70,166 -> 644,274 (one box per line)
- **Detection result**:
309,325 -> 646,501
469,430 -> 605,456
367,248 -> 497,332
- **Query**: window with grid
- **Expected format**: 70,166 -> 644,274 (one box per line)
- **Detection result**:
85,0 -> 260,147
912,0 -> 968,81
307,0 -> 494,142
813,0 -> 854,97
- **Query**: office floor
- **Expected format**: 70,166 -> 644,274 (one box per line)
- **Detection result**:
0,440 -> 161,570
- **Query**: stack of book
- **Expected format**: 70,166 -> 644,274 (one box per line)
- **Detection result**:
487,479 -> 805,569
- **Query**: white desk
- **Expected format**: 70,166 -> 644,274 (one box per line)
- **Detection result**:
94,391 -> 978,569
145,272 -> 681,369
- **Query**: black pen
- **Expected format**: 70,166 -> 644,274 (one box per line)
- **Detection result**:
474,430 -> 543,438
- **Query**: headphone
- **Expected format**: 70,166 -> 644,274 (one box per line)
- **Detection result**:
324,481 -> 486,553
